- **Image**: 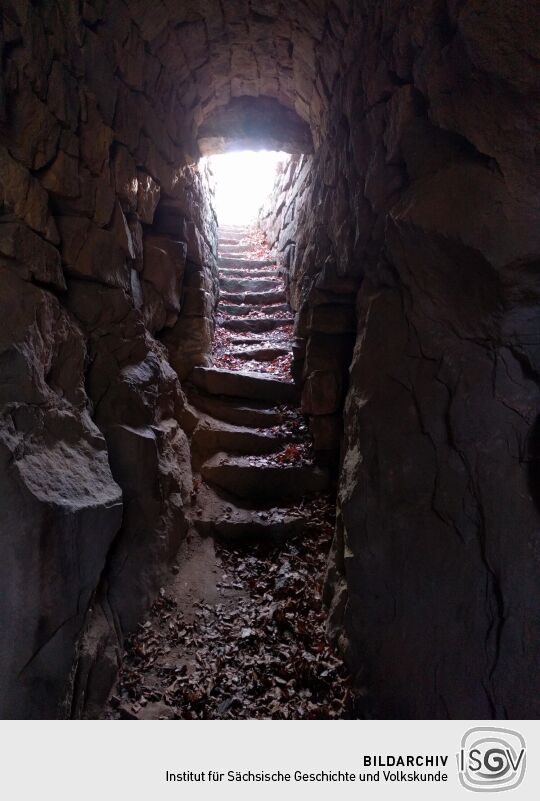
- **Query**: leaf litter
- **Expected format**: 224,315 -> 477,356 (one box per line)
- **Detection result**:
212,229 -> 293,378
107,495 -> 353,720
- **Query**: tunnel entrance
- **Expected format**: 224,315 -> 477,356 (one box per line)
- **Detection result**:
205,150 -> 289,226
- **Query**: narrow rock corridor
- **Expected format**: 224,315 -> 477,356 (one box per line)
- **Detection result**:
107,226 -> 350,719
2,0 -> 538,721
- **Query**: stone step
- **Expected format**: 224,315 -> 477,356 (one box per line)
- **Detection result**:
220,277 -> 281,293
219,267 -> 278,278
191,414 -> 283,464
201,452 -> 330,502
218,257 -> 275,269
190,366 -> 299,403
228,336 -> 266,345
218,227 -> 249,235
228,346 -> 291,361
219,317 -> 294,333
218,225 -> 249,232
188,391 -> 285,428
219,253 -> 256,261
219,243 -> 252,254
192,483 -> 312,543
220,289 -> 287,305
220,303 -> 290,316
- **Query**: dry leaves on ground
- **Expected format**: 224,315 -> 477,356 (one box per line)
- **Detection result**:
108,495 -> 353,720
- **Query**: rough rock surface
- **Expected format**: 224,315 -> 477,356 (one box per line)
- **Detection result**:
257,0 -> 540,718
1,0 -> 539,720
0,268 -> 123,718
0,1 -> 217,718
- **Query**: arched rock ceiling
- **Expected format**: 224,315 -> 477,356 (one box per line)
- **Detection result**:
123,0 -> 350,153
197,96 -> 314,155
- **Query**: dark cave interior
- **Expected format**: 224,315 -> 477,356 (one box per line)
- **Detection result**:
0,0 -> 539,720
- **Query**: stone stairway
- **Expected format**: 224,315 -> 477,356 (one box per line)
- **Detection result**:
187,224 -> 329,543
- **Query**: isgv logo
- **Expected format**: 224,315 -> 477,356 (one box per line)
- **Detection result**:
458,727 -> 526,792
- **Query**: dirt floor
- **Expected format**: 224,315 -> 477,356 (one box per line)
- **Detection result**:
106,495 -> 353,720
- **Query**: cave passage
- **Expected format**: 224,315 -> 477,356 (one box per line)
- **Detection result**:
107,214 -> 352,719
1,0 -> 538,722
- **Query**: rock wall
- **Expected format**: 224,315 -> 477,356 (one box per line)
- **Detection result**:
260,1 -> 540,717
0,1 -> 217,718
259,155 -> 357,453
2,0 -> 539,719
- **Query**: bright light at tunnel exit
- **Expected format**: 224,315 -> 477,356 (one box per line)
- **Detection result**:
203,150 -> 290,226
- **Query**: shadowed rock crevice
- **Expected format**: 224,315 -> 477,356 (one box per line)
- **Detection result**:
0,0 -> 539,719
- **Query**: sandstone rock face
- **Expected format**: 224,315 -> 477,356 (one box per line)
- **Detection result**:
1,0 -> 539,720
0,268 -> 122,718
259,155 -> 358,451
258,0 -> 540,718
64,280 -> 195,716
141,234 -> 186,332
0,1 -> 217,718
